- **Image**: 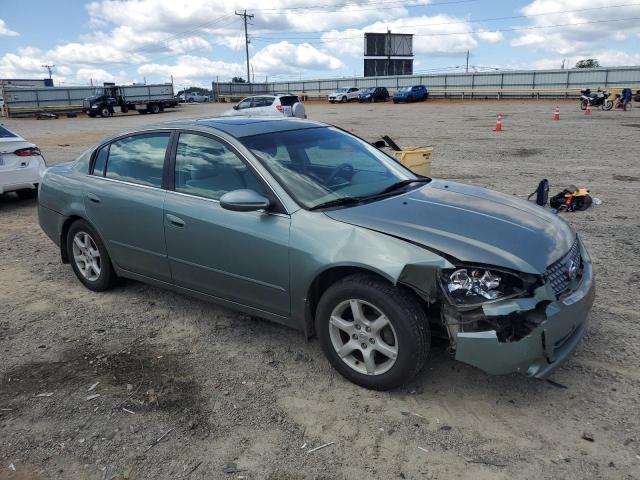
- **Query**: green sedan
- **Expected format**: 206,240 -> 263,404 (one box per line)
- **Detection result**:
38,117 -> 594,390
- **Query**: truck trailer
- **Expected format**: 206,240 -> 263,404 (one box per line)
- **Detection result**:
83,83 -> 178,117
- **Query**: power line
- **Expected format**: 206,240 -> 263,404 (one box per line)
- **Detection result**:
250,1 -> 640,38
249,16 -> 640,45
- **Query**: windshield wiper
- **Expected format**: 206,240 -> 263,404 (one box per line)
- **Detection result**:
376,178 -> 431,196
309,196 -> 367,211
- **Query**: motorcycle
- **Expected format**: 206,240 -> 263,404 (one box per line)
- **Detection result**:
580,88 -> 613,111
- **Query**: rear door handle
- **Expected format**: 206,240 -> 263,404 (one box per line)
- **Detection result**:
87,193 -> 101,203
165,214 -> 185,228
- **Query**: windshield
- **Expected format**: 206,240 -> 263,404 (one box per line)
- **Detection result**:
335,88 -> 347,93
398,86 -> 413,92
241,127 -> 417,209
93,88 -> 105,96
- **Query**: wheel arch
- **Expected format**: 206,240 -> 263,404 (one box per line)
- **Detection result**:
60,215 -> 109,264
304,264 -> 397,339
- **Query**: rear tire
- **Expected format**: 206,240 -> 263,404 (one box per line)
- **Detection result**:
315,273 -> 430,390
67,220 -> 116,292
149,103 -> 160,114
16,188 -> 38,199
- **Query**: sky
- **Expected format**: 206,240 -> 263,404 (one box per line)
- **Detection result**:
1,0 -> 639,89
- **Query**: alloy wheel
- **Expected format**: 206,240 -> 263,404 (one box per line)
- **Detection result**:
329,299 -> 398,375
72,231 -> 101,281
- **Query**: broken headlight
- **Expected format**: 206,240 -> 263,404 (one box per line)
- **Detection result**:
441,267 -> 524,306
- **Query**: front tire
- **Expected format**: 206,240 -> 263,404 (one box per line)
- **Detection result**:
16,187 -> 38,199
67,220 -> 116,292
580,99 -> 588,110
341,96 -> 347,103
100,107 -> 111,117
315,273 -> 430,390
603,99 -> 613,111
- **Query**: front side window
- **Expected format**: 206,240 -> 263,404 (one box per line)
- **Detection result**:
104,132 -> 170,187
241,127 -> 416,209
174,133 -> 265,201
237,98 -> 253,109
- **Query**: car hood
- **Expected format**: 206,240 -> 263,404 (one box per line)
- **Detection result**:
325,179 -> 575,274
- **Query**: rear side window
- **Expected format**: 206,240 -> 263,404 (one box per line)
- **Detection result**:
105,132 -> 170,187
279,96 -> 299,107
254,97 -> 275,107
92,145 -> 109,176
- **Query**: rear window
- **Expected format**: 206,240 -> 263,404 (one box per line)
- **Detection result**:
0,126 -> 18,138
279,96 -> 299,107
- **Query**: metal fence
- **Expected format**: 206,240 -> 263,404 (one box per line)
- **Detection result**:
1,85 -> 97,117
212,66 -> 640,100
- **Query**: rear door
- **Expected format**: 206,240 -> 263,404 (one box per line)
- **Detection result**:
83,131 -> 172,283
163,131 -> 291,317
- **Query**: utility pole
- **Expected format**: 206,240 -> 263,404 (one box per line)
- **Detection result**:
465,50 -> 469,73
236,10 -> 254,86
42,64 -> 55,79
386,29 -> 391,76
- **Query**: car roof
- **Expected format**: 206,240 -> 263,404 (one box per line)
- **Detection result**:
160,117 -> 328,138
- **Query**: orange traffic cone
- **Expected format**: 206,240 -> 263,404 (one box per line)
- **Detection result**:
553,106 -> 560,120
493,113 -> 503,132
585,99 -> 591,115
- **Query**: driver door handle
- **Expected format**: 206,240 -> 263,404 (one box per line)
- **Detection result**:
166,214 -> 185,228
87,193 -> 101,203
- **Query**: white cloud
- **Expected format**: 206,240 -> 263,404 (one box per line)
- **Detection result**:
252,42 -> 343,74
476,30 -> 504,43
136,41 -> 343,86
322,15 -> 477,58
138,55 -> 245,87
0,18 -> 18,37
512,0 -> 640,55
86,0 -> 431,34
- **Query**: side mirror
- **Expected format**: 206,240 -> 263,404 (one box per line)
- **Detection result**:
372,140 -> 387,149
233,105 -> 239,110
220,189 -> 270,212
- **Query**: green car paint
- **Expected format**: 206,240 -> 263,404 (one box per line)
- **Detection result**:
37,118 -> 595,379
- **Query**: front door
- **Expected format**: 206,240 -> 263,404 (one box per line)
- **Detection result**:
163,132 -> 291,317
84,131 -> 172,283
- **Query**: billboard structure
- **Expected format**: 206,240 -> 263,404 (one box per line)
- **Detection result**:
364,32 -> 414,77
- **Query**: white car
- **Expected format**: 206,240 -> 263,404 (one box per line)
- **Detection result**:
223,94 -> 306,118
328,87 -> 360,103
0,125 -> 46,199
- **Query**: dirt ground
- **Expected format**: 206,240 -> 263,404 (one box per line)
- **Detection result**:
1,100 -> 639,480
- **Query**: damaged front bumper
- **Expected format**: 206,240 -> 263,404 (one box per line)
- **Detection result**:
451,241 -> 595,378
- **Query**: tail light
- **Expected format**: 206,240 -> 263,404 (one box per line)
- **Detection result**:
14,147 -> 41,157
276,105 -> 284,113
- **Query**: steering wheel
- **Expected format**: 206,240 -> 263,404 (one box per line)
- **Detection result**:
326,163 -> 354,187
